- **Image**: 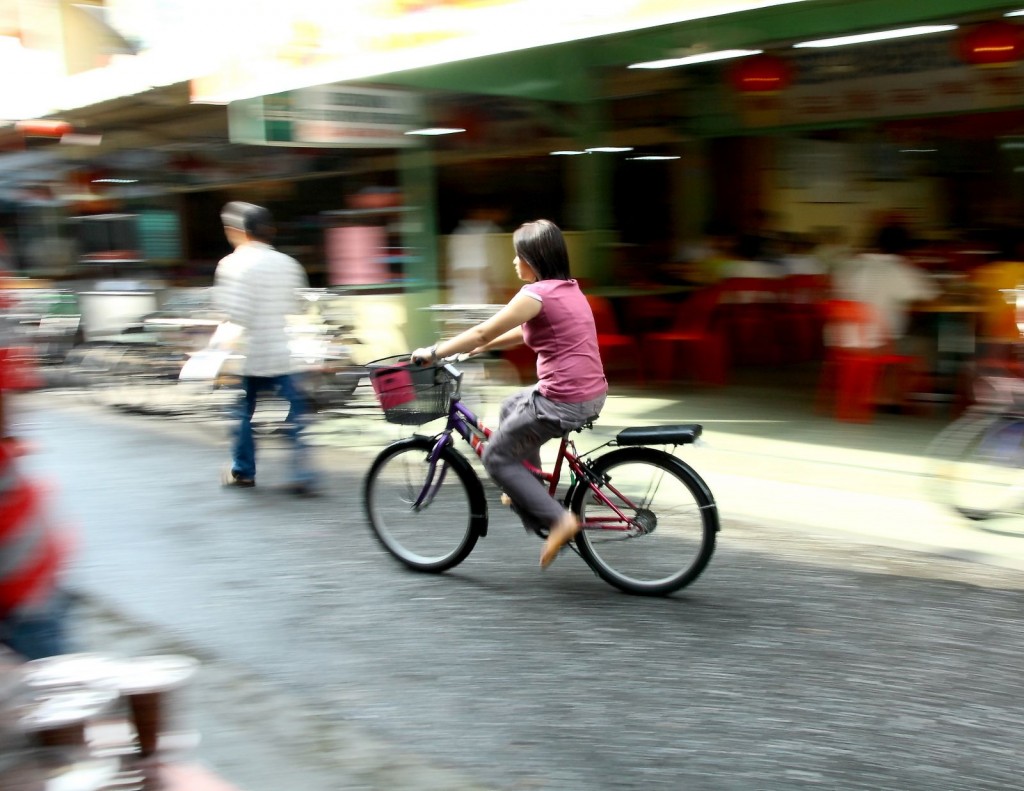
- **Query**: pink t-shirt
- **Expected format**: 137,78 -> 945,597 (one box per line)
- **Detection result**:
521,279 -> 607,402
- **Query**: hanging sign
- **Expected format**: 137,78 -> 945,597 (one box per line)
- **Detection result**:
228,84 -> 423,147
735,32 -> 1024,129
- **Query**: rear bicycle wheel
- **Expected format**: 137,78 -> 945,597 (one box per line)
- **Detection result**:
571,447 -> 718,596
364,436 -> 486,572
928,408 -> 1024,521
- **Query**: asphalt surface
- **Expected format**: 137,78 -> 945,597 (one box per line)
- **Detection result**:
14,387 -> 1024,791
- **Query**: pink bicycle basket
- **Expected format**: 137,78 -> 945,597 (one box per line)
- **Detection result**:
367,356 -> 454,425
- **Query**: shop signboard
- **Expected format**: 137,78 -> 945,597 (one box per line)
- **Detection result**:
735,33 -> 1024,129
229,84 -> 422,147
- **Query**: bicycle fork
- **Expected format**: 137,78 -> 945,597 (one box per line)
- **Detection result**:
411,433 -> 454,511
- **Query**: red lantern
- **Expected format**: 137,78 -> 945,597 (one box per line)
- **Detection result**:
729,53 -> 793,94
14,119 -> 73,138
957,20 -> 1024,68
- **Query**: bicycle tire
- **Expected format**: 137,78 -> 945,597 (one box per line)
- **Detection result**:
364,435 -> 486,572
927,407 -> 1024,521
570,447 -> 718,596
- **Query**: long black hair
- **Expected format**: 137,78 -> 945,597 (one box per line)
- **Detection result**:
513,219 -> 571,280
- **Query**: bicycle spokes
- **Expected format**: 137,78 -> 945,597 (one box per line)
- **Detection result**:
571,450 -> 717,595
582,464 -> 667,536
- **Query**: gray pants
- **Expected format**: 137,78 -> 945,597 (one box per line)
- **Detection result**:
482,387 -> 606,531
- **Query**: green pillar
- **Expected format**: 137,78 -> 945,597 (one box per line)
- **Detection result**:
568,92 -> 614,285
674,138 -> 711,246
399,145 -> 441,346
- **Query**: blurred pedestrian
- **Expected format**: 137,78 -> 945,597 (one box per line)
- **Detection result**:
721,233 -> 783,279
833,222 -> 938,350
214,202 -> 318,494
832,222 -> 938,408
811,226 -> 853,274
675,220 -> 733,283
0,338 -> 71,660
447,207 -> 503,305
779,232 -> 826,276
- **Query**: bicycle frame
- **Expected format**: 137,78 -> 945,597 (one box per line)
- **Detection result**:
417,375 -> 639,533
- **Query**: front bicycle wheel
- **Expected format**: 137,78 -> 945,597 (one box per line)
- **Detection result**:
928,408 -> 1024,521
571,447 -> 718,596
364,436 -> 486,572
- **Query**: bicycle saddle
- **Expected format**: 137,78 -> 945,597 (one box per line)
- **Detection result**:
615,424 -> 703,446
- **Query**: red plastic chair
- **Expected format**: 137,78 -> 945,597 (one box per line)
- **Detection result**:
777,274 -> 831,363
585,295 -> 643,383
816,299 -> 921,422
623,294 -> 676,335
716,277 -> 785,365
643,286 -> 728,385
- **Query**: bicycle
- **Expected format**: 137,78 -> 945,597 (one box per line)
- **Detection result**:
362,354 -> 719,596
926,366 -> 1024,522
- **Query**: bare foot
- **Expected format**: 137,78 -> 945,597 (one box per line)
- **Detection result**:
539,512 -> 580,569
500,493 -> 512,507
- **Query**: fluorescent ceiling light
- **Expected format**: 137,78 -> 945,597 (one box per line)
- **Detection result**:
92,178 -> 138,183
794,25 -> 957,48
1005,9 -> 1024,16
628,155 -> 681,160
585,146 -> 634,153
404,127 -> 465,136
550,150 -> 586,155
629,48 -> 762,69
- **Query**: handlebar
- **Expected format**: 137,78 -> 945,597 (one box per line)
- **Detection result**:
411,350 -> 476,366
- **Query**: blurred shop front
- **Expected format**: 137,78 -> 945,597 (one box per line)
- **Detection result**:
699,25 -> 1024,246
6,0 -> 1024,352
181,0 -> 1024,341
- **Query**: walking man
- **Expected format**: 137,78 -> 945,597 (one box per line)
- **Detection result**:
215,202 -> 317,494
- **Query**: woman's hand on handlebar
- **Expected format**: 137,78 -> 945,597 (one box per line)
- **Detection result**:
410,346 -> 477,366
410,345 -> 437,366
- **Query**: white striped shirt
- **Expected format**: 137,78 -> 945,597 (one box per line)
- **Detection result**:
214,242 -> 309,376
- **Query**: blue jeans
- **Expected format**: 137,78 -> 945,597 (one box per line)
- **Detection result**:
1,591 -> 70,660
230,374 -> 315,486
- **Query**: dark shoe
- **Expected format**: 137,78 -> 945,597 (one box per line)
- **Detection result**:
222,467 -> 255,488
281,482 -> 319,497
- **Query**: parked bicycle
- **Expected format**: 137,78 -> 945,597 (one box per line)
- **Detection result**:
362,354 -> 719,596
926,363 -> 1024,522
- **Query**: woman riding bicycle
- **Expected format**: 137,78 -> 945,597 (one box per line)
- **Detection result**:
412,219 -> 607,568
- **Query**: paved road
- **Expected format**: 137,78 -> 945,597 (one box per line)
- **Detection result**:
17,391 -> 1024,791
